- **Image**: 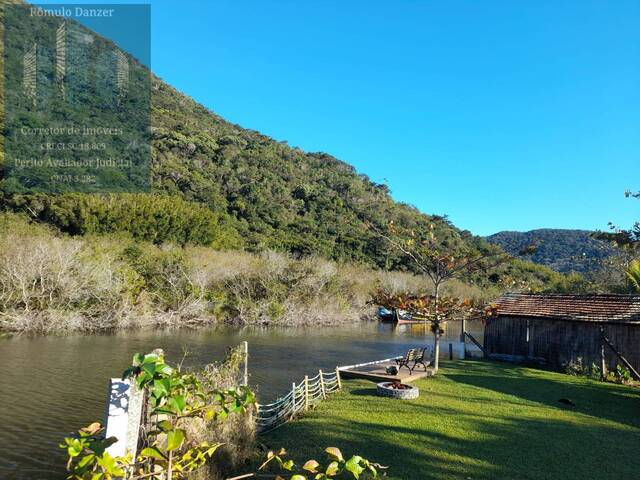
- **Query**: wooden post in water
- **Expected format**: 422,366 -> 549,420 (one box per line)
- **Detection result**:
335,367 -> 342,390
319,370 -> 326,399
242,341 -> 249,386
449,342 -> 453,360
304,375 -> 309,411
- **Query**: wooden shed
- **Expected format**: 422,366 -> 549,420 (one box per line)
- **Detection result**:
484,293 -> 640,375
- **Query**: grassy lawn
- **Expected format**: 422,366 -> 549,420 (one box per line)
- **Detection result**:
260,360 -> 640,480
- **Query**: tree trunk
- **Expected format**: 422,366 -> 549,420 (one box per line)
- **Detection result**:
433,282 -> 441,373
433,325 -> 440,372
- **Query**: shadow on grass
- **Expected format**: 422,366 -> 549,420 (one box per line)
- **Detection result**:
258,362 -> 640,480
261,405 -> 639,480
443,360 -> 640,429
349,388 -> 377,396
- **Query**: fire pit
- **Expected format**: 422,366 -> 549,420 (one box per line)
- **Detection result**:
376,381 -> 419,400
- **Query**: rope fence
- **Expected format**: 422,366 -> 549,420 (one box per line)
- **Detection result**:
256,368 -> 342,433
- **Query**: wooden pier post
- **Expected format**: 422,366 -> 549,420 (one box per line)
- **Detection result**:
319,370 -> 326,399
335,367 -> 342,390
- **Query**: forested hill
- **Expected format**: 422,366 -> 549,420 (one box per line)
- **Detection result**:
486,229 -> 616,273
0,1 -> 560,288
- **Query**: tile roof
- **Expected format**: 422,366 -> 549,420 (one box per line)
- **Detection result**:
494,293 -> 640,323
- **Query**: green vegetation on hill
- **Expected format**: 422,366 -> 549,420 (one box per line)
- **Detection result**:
486,229 -> 616,273
261,361 -> 640,480
3,192 -> 239,247
0,1 -> 594,328
0,2 -> 565,293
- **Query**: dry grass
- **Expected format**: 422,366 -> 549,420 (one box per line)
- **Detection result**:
0,213 -> 494,333
186,345 -> 257,480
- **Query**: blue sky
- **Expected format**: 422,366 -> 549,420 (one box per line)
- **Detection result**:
37,0 -> 640,236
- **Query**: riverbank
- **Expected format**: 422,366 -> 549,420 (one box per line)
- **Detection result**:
0,213 -> 491,334
260,360 -> 640,480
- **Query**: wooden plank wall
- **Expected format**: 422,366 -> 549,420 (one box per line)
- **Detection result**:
484,316 -> 640,372
484,316 -> 528,356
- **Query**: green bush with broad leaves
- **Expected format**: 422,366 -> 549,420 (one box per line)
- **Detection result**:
61,422 -> 130,480
613,364 -> 633,384
61,351 -> 385,480
62,350 -> 254,479
258,447 -> 385,480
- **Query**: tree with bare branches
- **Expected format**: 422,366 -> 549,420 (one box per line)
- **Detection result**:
367,219 -> 508,372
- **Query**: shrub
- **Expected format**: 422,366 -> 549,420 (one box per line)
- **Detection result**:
563,358 -> 601,380
4,193 -> 240,247
613,364 -> 632,384
0,213 -> 484,332
0,217 -> 127,321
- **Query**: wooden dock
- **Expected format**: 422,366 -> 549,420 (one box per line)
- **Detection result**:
337,357 -> 434,383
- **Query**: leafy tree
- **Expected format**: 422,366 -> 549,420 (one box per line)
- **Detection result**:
373,290 -> 486,373
598,190 -> 640,250
626,259 -> 640,292
593,190 -> 640,291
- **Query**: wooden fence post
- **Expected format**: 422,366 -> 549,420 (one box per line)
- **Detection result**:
242,341 -> 249,386
319,370 -> 326,399
335,367 -> 342,390
291,382 -> 297,419
304,375 -> 309,411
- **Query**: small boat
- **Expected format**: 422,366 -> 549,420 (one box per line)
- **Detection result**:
377,307 -> 415,323
377,307 -> 394,322
396,317 -> 427,325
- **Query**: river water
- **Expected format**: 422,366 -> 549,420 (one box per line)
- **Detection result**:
0,320 -> 483,480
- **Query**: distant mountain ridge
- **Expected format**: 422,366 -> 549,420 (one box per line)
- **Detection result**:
486,229 -> 616,273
